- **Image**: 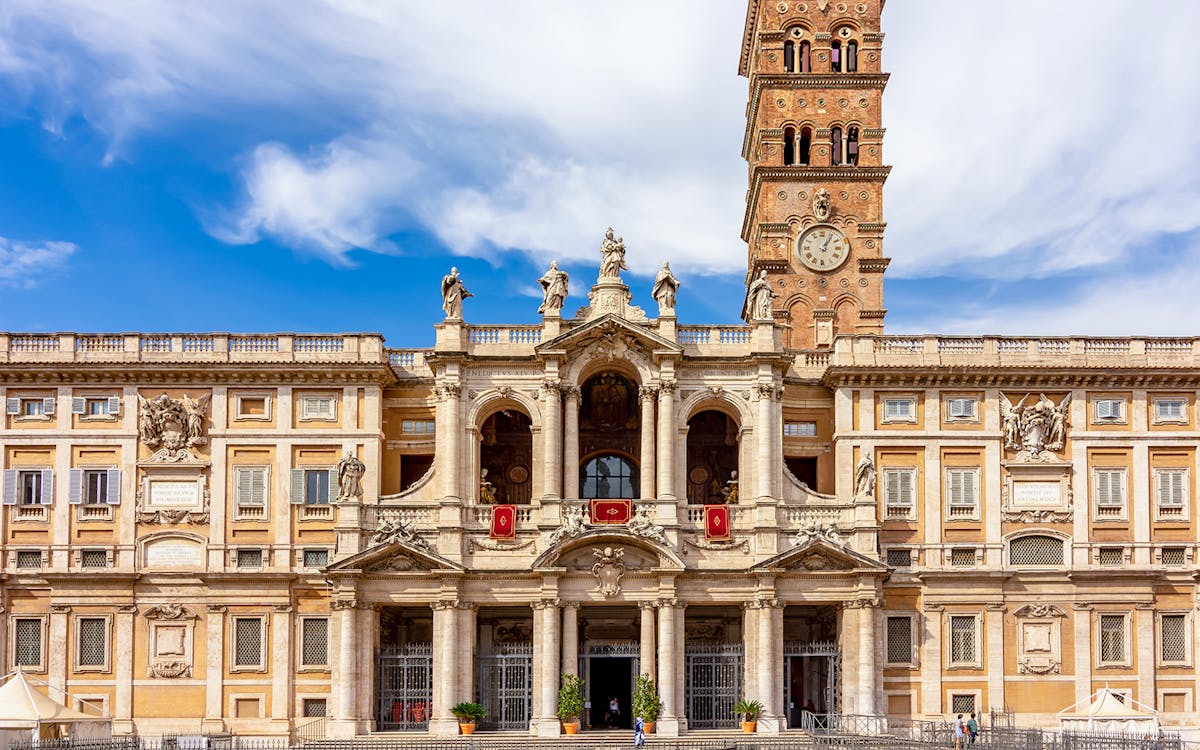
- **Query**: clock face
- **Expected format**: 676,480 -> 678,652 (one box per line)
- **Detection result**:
797,226 -> 850,272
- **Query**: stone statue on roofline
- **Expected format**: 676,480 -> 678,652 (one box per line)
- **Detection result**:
537,260 -> 569,315
744,269 -> 777,322
441,266 -> 472,319
598,227 -> 628,280
652,261 -> 680,314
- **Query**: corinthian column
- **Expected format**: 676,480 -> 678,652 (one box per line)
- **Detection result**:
542,378 -> 562,500
532,599 -> 562,736
755,598 -> 783,732
656,599 -> 683,736
563,386 -> 581,499
331,599 -> 361,738
657,382 -> 677,500
754,384 -> 776,500
639,601 -> 657,683
639,386 -> 657,499
430,601 -> 460,736
438,383 -> 463,502
561,601 -> 579,678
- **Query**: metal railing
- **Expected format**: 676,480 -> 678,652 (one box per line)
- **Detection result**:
294,716 -> 329,745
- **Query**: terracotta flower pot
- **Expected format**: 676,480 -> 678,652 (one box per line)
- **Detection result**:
563,720 -> 581,735
742,720 -> 758,733
458,721 -> 476,735
644,721 -> 656,734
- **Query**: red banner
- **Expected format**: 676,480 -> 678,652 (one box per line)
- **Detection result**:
490,504 -> 517,540
704,505 -> 731,541
590,499 -> 632,525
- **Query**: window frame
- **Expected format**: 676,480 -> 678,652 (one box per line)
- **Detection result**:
233,466 -> 270,520
783,421 -> 818,438
1008,535 -> 1065,567
11,615 -> 48,672
233,547 -> 266,570
72,395 -> 121,421
298,395 -> 338,422
1154,468 -> 1189,521
1152,397 -> 1188,425
884,612 -> 918,668
880,396 -> 918,424
944,467 -> 981,521
1092,398 -> 1127,424
232,392 -> 273,421
945,397 -> 979,423
949,692 -> 980,717
884,547 -> 913,568
1097,611 -> 1132,668
298,616 -> 331,671
1158,611 -> 1191,667
229,615 -> 269,673
1092,468 -> 1128,521
73,614 -> 112,673
882,467 -> 917,519
301,548 -> 330,569
400,419 -> 435,435
8,396 -> 55,421
947,613 -> 982,669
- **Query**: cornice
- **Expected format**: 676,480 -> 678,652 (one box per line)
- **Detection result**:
742,166 -> 892,241
0,362 -> 395,386
742,73 -> 890,158
739,0 -> 762,78
822,366 -> 1200,389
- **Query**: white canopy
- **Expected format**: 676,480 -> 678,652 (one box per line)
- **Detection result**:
0,671 -> 110,750
1058,688 -> 1159,735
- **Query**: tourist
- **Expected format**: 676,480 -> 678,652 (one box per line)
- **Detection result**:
953,714 -> 966,750
967,713 -> 979,744
633,715 -> 646,747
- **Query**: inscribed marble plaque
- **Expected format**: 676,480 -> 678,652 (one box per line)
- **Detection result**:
149,481 -> 200,508
1012,481 -> 1060,507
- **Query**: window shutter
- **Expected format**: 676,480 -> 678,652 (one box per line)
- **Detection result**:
39,468 -> 54,505
236,468 -> 252,506
68,468 -> 84,505
252,469 -> 267,506
290,469 -> 305,505
2,469 -> 17,505
106,469 -> 122,505
107,396 -> 122,415
42,397 -> 56,415
324,467 -> 337,503
72,397 -> 86,415
5,398 -> 19,415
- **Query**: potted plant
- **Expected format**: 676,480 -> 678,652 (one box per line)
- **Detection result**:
557,673 -> 585,734
733,699 -> 764,733
631,673 -> 663,733
450,702 -> 486,735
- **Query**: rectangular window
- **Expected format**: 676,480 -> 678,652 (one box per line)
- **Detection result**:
882,398 -> 916,423
303,549 -> 329,568
949,615 -> 977,666
305,470 -> 331,506
234,394 -> 271,420
80,549 -> 109,568
72,396 -> 119,417
401,420 -> 435,434
236,549 -> 264,569
1160,614 -> 1187,664
21,398 -> 46,417
16,550 -> 42,568
950,548 -> 977,567
1154,399 -> 1187,423
1098,547 -> 1124,566
77,617 -> 107,669
1155,469 -> 1187,518
1100,614 -> 1127,664
1162,547 -> 1188,567
783,421 -> 818,437
300,618 -> 329,668
83,470 -> 108,505
232,617 -> 264,668
20,471 -> 43,505
300,396 -> 336,421
1094,469 -> 1127,518
946,398 -> 978,421
951,694 -> 976,716
885,548 -> 912,568
302,698 -> 328,718
234,467 -> 268,518
14,618 -> 43,668
946,468 -> 979,519
885,616 -> 914,665
883,469 -> 915,518
1094,399 -> 1125,422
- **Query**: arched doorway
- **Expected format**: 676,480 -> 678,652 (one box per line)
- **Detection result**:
479,409 -> 533,503
578,372 -> 640,488
686,410 -> 739,504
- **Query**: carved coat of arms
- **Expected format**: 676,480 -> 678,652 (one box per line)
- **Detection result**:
138,393 -> 210,462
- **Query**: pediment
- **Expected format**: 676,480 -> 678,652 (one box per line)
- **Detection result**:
532,528 -> 686,571
751,537 -> 888,573
324,541 -> 465,575
536,314 -> 681,358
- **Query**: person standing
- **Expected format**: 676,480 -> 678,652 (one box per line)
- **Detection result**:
609,696 -> 621,728
633,715 -> 646,748
967,713 -> 979,744
953,714 -> 966,750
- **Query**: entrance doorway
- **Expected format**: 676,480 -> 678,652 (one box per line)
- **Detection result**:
588,657 -> 632,729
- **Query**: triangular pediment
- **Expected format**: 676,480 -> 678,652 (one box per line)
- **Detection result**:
324,541 -> 465,575
751,537 -> 888,574
532,528 -> 686,571
536,314 -> 681,357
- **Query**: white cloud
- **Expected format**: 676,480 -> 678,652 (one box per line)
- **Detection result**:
0,236 -> 76,287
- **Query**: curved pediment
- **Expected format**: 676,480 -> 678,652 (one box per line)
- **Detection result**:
751,537 -> 888,574
324,540 -> 466,575
532,528 -> 686,571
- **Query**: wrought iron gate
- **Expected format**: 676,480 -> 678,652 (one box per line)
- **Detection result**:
684,642 -> 743,729
783,640 -> 840,723
476,643 -> 533,731
376,643 -> 433,731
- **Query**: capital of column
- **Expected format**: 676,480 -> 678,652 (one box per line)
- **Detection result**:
49,604 -> 72,614
274,604 -> 294,613
541,378 -> 562,397
656,597 -> 683,610
456,601 -> 478,612
752,383 -> 778,401
436,383 -> 462,400
984,602 -> 1006,612
331,599 -> 362,611
638,600 -> 658,611
560,600 -> 580,611
206,604 -> 228,614
430,600 -> 458,611
117,605 -> 138,615
845,597 -> 879,610
561,384 -> 581,401
531,598 -> 560,611
639,385 -> 659,402
658,380 -> 677,396
1071,601 -> 1093,611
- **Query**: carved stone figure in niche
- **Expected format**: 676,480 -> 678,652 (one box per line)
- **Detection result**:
813,188 -> 832,221
138,393 -> 210,461
547,503 -> 588,546
652,262 -> 680,313
440,266 -> 472,319
745,270 -> 777,322
479,410 -> 533,503
1000,393 -> 1072,458
537,260 -> 569,315
598,227 -> 628,280
854,456 -> 876,498
335,451 -> 365,503
372,517 -> 431,551
591,546 -> 626,597
479,469 -> 497,504
686,410 -> 738,504
627,504 -> 667,543
722,471 -> 740,504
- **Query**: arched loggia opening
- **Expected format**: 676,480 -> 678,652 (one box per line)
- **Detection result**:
686,409 -> 739,504
577,372 -> 641,495
479,409 -> 533,503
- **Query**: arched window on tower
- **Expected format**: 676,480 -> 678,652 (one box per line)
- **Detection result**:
830,40 -> 842,72
783,127 -> 796,166
799,126 -> 812,165
831,126 -> 844,166
846,41 -> 858,72
847,126 -> 860,166
799,41 -> 811,73
784,40 -> 795,73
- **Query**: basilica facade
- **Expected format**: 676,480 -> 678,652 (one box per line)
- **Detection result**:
3,0 -> 1200,739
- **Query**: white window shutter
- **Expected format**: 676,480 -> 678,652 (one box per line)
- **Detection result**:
68,468 -> 84,505
107,396 -> 122,415
106,469 -> 122,505
290,469 -> 305,505
900,471 -> 913,504
252,469 -> 267,506
2,470 -> 17,505
5,398 -> 18,415
72,397 -> 86,415
39,469 -> 54,505
325,467 -> 337,502
236,468 -> 252,506
42,397 -> 56,415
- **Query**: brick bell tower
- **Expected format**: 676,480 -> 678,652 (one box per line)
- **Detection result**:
739,0 -> 889,349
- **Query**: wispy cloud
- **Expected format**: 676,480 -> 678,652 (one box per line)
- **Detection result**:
0,236 -> 76,287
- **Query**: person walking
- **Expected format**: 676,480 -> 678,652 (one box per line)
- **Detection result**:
967,713 -> 979,744
610,696 -> 621,728
953,714 -> 966,750
633,715 -> 646,748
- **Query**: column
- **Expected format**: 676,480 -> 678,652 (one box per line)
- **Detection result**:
657,382 -> 677,500
563,387 -> 581,499
431,602 -> 459,736
920,605 -> 943,717
755,384 -> 774,500
542,379 -> 562,500
271,606 -> 293,727
755,599 -> 784,731
202,605 -> 226,734
1131,444 -> 1151,564
985,605 -> 1004,714
639,387 -> 657,499
656,599 -> 682,735
743,603 -> 759,713
856,600 -> 878,716
639,602 -> 657,681
533,599 -> 562,736
458,603 -> 477,706
561,602 -> 579,679
332,600 -> 361,737
439,384 -> 463,501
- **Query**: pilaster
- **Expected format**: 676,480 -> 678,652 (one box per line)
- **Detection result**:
563,386 -> 581,499
920,604 -> 943,717
655,598 -> 685,736
330,598 -> 363,738
656,382 -> 677,501
542,378 -> 562,500
202,605 -> 227,734
1072,603 -> 1093,708
985,604 -> 1005,712
639,386 -> 657,500
430,601 -> 459,736
112,604 -> 136,734
561,601 -> 579,679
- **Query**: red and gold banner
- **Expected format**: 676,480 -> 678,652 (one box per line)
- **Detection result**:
490,504 -> 517,540
590,499 -> 632,525
704,505 -> 730,541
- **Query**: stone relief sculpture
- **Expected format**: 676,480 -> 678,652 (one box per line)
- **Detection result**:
440,266 -> 472,319
813,187 -> 833,221
335,452 -> 365,503
745,270 -> 778,322
626,505 -> 667,544
372,517 -> 431,551
598,227 -> 628,280
651,262 -> 680,313
537,260 -> 569,315
591,546 -> 626,597
853,456 -> 876,498
138,393 -> 210,462
1000,393 -> 1072,458
793,522 -> 846,548
547,503 -> 589,546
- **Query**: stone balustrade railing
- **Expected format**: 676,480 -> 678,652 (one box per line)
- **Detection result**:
386,348 -> 434,377
0,332 -> 387,364
829,335 -> 1200,368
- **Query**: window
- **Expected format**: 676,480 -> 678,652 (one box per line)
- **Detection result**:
1154,399 -> 1187,424
401,420 -> 435,434
1099,614 -> 1127,665
3,469 -> 52,506
949,615 -> 978,666
1094,469 -> 1127,518
1160,614 -> 1188,664
1009,535 -> 1064,566
950,548 -> 977,567
302,549 -> 329,568
950,694 -> 977,715
6,397 -> 54,418
80,549 -> 108,568
785,35 -> 812,74
299,396 -> 337,421
1162,547 -> 1188,567
77,617 -> 108,669
16,550 -> 42,569
846,40 -> 858,72
831,126 -> 843,165
300,618 -> 329,668
232,617 -> 265,669
885,548 -> 912,567
946,468 -> 979,519
946,398 -> 978,421
882,397 -> 916,423
581,454 -> 637,500
1155,469 -> 1187,519
14,618 -> 44,669
1097,547 -> 1124,567
830,40 -> 842,72
72,396 -> 120,418
883,468 -> 915,518
885,616 -> 914,665
236,549 -> 264,569
83,470 -> 107,505
783,126 -> 795,166
1094,398 -> 1125,422
234,467 -> 268,518
234,394 -> 271,420
846,126 -> 859,166
302,698 -> 328,718
66,468 -> 120,508
783,421 -> 817,437
291,468 -> 333,506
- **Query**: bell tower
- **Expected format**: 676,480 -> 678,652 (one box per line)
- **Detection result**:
739,0 -> 889,348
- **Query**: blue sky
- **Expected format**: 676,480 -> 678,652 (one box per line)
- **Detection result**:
2,1 -> 1200,344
